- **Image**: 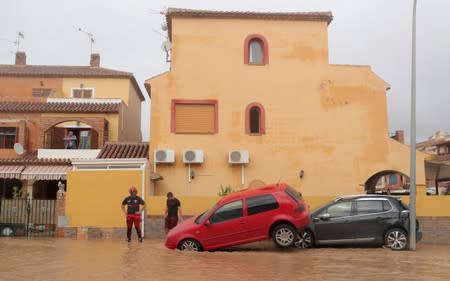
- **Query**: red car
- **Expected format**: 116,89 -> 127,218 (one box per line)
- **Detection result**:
165,183 -> 310,251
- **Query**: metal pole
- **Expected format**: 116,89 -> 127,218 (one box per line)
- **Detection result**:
409,0 -> 418,250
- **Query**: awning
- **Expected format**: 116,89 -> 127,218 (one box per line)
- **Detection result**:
425,161 -> 450,181
21,165 -> 72,180
0,165 -> 25,179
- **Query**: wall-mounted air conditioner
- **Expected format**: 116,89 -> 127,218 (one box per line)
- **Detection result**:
154,149 -> 175,163
228,150 -> 249,164
183,149 -> 204,164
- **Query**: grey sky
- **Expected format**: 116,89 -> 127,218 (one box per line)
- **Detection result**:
1,0 -> 449,143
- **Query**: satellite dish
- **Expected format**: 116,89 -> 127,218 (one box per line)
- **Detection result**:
13,143 -> 24,155
161,22 -> 168,31
161,40 -> 172,52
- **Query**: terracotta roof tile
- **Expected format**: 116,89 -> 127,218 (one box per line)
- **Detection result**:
0,151 -> 71,165
165,8 -> 333,40
97,142 -> 149,159
0,65 -> 133,78
0,101 -> 120,113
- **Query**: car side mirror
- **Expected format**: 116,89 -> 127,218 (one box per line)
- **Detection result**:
319,213 -> 331,221
204,220 -> 211,226
400,210 -> 409,219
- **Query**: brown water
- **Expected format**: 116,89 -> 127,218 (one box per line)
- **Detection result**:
0,238 -> 448,281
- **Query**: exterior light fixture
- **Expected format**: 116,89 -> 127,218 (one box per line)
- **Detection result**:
299,169 -> 304,179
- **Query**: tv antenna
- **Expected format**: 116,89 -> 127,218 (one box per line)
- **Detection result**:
78,28 -> 95,54
161,40 -> 172,63
0,32 -> 24,52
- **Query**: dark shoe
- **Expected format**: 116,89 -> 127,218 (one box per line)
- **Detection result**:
127,238 -> 131,243
138,238 -> 143,243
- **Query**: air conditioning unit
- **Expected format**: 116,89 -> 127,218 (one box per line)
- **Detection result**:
154,149 -> 175,163
228,150 -> 249,164
183,149 -> 204,164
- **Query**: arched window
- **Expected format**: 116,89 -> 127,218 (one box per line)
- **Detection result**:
245,103 -> 266,135
250,107 -> 260,133
243,34 -> 269,65
249,39 -> 263,64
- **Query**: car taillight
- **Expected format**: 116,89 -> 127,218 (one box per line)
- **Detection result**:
295,203 -> 305,212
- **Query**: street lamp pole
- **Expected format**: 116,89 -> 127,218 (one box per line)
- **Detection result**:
409,0 -> 418,250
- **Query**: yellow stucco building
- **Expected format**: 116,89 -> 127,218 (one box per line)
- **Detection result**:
145,8 -> 426,212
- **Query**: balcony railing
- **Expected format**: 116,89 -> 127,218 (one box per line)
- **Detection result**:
37,149 -> 101,160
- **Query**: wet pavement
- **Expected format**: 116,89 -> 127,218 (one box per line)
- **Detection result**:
0,238 -> 449,281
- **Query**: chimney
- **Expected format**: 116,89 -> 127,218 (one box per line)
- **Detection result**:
393,130 -> 405,144
15,52 -> 26,65
90,53 -> 100,67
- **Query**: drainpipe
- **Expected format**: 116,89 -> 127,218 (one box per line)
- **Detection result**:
141,161 -> 146,238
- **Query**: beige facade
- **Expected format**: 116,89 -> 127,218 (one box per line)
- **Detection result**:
145,9 -> 426,197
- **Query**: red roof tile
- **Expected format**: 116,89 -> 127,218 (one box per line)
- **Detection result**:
0,101 -> 120,113
97,142 -> 149,159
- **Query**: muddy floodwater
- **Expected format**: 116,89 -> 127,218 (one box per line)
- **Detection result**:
0,238 -> 449,281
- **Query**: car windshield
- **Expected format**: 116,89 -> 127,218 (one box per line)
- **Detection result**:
311,200 -> 335,213
195,205 -> 216,224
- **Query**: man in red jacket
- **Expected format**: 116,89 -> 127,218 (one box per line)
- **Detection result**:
121,186 -> 146,242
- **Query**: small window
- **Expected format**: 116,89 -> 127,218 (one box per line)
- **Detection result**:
323,201 -> 352,218
245,103 -> 266,135
243,34 -> 269,65
250,107 -> 260,133
389,175 -> 398,185
32,88 -> 52,97
249,39 -> 263,64
72,88 -> 94,98
247,194 -> 279,216
171,100 -> 218,134
209,200 -> 243,224
0,127 -> 17,149
356,200 -> 384,215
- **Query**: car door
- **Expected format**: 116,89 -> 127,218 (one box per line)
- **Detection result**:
351,199 -> 390,242
313,201 -> 354,243
199,200 -> 247,248
244,194 -> 280,240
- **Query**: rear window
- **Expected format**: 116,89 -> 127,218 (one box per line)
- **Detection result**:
284,186 -> 301,202
247,194 -> 279,215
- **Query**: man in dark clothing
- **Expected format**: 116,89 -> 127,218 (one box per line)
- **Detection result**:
121,186 -> 146,242
165,192 -> 182,234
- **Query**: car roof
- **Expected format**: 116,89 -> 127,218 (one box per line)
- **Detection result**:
216,183 -> 287,205
335,194 -> 401,202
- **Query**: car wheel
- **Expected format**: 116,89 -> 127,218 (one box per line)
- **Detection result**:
294,230 -> 314,249
272,224 -> 296,248
384,228 -> 408,251
178,239 -> 202,252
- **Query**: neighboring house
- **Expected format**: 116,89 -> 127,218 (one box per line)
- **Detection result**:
0,52 -> 146,200
417,131 -> 450,193
375,130 -> 409,193
145,8 -> 427,201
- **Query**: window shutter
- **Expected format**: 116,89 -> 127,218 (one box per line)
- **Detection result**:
175,104 -> 215,134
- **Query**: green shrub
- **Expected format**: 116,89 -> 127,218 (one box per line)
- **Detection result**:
218,185 -> 233,197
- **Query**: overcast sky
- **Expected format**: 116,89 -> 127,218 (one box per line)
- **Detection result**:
1,0 -> 449,143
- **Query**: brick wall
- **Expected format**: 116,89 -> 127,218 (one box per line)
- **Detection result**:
418,217 -> 450,244
56,216 -> 450,245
